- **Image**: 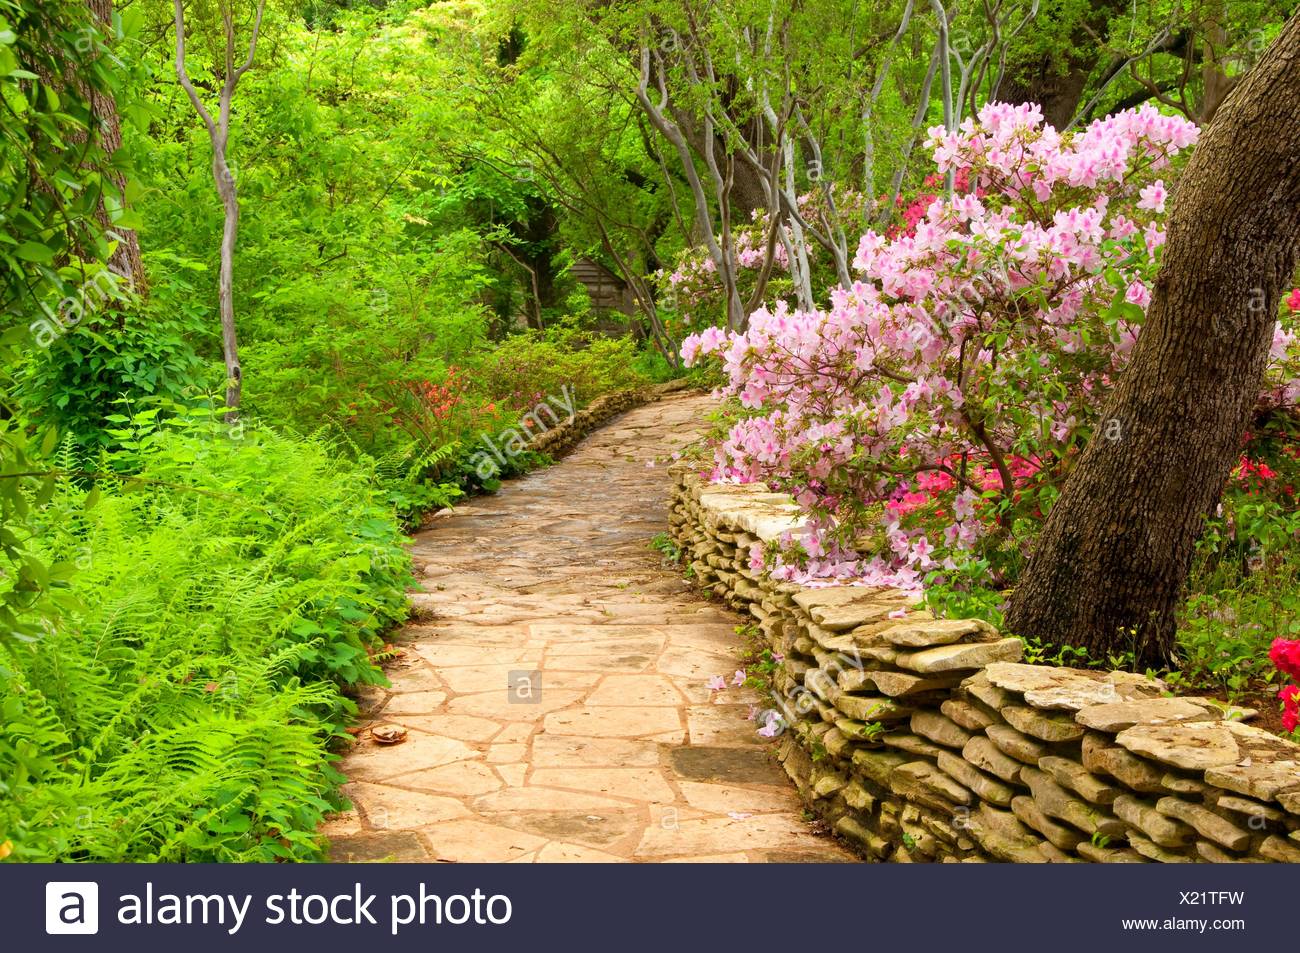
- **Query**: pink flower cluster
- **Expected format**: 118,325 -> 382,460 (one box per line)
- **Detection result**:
926,102 -> 1196,200
661,188 -> 871,328
684,103 -> 1300,589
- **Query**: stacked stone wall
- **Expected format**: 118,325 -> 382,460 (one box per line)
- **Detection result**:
527,380 -> 693,460
669,467 -> 1300,863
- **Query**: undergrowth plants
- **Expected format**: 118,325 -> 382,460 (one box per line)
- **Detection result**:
0,414 -> 411,861
1172,417 -> 1300,697
0,321 -> 654,860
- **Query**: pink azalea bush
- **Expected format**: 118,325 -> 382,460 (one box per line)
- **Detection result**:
682,102 -> 1300,594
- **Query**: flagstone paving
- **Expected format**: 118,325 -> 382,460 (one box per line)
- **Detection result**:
324,394 -> 853,863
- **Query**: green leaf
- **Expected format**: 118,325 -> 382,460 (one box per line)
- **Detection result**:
14,241 -> 55,264
40,425 -> 58,457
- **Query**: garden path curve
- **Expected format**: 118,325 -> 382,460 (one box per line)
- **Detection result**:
323,394 -> 852,863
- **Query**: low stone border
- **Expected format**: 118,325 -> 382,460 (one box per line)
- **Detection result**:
527,379 -> 695,460
669,467 -> 1300,863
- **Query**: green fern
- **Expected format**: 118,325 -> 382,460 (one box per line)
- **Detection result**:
1,419 -> 411,861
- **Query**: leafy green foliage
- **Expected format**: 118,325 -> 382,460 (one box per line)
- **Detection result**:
16,308 -> 207,451
1174,414 -> 1300,697
350,435 -> 465,529
471,324 -> 645,414
0,419 -> 77,648
650,532 -> 681,563
0,0 -> 131,315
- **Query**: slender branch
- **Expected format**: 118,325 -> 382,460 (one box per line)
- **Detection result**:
233,1 -> 267,82
173,0 -> 216,138
863,0 -> 916,199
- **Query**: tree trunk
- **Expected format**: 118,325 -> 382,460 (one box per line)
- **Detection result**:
174,0 -> 264,421
87,0 -> 145,293
512,197 -> 560,327
999,64 -> 1092,130
214,138 -> 242,419
672,107 -> 768,221
32,1 -> 146,294
1004,13 -> 1300,669
997,0 -> 1127,129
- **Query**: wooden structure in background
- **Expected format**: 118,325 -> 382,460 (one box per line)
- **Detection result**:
571,258 -> 635,316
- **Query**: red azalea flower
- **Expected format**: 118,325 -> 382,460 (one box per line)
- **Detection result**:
1270,638 -> 1300,680
1280,684 -> 1300,733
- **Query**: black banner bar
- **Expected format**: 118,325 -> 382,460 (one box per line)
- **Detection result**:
2,862 -> 1286,951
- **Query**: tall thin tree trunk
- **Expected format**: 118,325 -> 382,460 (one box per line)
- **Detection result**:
174,0 -> 265,421
1005,13 -> 1300,669
214,141 -> 241,417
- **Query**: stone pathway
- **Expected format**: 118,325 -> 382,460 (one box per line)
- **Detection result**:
324,394 -> 852,863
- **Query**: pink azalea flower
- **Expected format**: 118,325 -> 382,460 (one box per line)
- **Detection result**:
706,675 -> 727,692
1143,221 -> 1166,252
1125,280 -> 1151,308
1137,180 -> 1167,213
757,714 -> 781,739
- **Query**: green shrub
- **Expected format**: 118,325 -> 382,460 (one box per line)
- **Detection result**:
16,311 -> 207,453
344,433 -> 466,529
1164,413 -> 1300,695
470,324 -> 646,412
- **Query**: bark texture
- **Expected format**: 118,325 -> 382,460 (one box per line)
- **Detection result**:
214,140 -> 241,417
1005,12 -> 1300,668
998,62 -> 1092,130
998,0 -> 1127,129
31,1 -> 145,292
86,0 -> 145,292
